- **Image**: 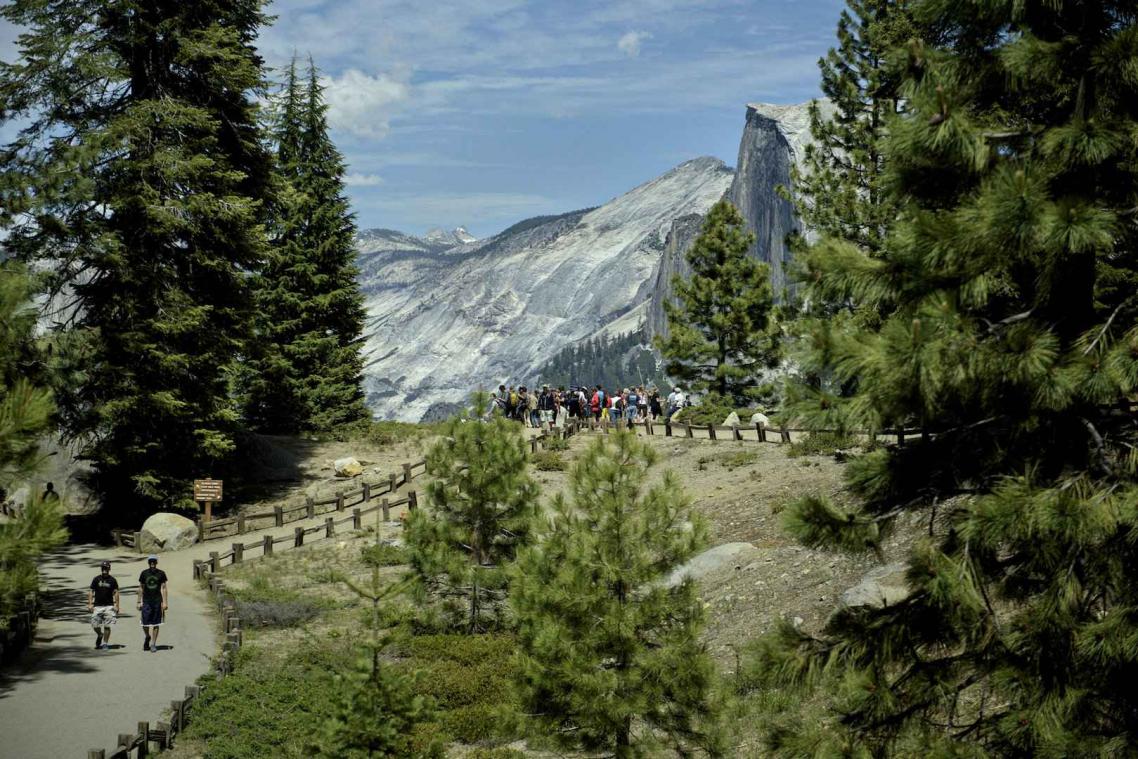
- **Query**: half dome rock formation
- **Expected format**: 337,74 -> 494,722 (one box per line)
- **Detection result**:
357,157 -> 733,421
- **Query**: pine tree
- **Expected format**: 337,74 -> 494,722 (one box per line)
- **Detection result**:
512,431 -> 724,757
244,58 -> 369,434
784,0 -> 915,432
405,392 -> 539,632
316,524 -> 440,758
654,199 -> 779,406
0,0 -> 273,519
750,2 -> 1138,755
0,261 -> 66,623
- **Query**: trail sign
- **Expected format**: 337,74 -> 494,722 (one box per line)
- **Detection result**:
194,479 -> 223,501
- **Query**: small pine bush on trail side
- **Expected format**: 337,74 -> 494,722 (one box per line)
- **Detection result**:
512,430 -> 728,757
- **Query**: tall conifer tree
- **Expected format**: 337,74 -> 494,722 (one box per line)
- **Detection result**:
244,58 -> 368,434
512,431 -> 724,757
749,2 -> 1138,755
785,0 -> 915,431
0,0 -> 273,518
654,199 -> 780,406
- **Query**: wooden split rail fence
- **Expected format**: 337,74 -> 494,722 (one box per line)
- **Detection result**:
555,417 -> 922,446
0,592 -> 39,664
111,459 -> 428,551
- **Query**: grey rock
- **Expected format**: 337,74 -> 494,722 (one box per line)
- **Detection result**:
839,562 -> 912,610
139,513 -> 198,553
722,411 -> 741,427
751,412 -> 770,428
664,542 -> 763,588
333,457 -> 363,477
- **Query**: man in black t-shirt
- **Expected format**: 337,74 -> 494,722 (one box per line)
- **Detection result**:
87,561 -> 120,650
138,555 -> 168,652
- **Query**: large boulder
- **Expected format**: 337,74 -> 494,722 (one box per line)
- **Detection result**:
139,513 -> 198,553
333,457 -> 364,477
663,542 -> 762,588
838,562 -> 911,610
722,411 -> 741,427
750,412 -> 770,429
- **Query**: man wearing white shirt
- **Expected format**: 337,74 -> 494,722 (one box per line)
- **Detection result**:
666,387 -> 685,421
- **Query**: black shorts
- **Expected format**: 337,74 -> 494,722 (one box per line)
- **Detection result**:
140,600 -> 164,627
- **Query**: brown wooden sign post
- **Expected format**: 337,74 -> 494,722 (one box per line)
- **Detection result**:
194,478 -> 223,526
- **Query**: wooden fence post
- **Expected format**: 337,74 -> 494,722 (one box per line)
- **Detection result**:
780,425 -> 791,444
305,496 -> 315,519
403,462 -> 412,484
133,531 -> 142,552
381,498 -> 390,521
274,506 -> 284,527
708,424 -> 717,441
665,421 -> 673,437
352,508 -> 362,530
336,493 -> 345,511
388,473 -> 397,494
294,527 -> 304,547
897,430 -> 905,446
137,722 -> 150,757
263,534 -> 273,557
685,422 -> 693,438
530,438 -> 539,453
362,482 -> 371,503
408,490 -> 418,511
237,514 -> 246,534
325,517 -> 334,538
209,551 -> 219,573
756,422 -> 766,442
232,543 -> 243,564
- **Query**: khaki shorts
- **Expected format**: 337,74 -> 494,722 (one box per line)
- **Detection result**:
91,606 -> 117,629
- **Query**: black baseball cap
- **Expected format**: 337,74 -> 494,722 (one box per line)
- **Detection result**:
100,560 -> 111,569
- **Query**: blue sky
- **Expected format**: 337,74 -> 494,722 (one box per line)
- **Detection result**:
2,0 -> 847,238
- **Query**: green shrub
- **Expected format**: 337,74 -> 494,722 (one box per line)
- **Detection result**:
543,436 -> 570,452
182,645 -> 351,758
362,541 -> 409,567
529,451 -> 565,471
787,432 -> 858,458
464,749 -> 526,759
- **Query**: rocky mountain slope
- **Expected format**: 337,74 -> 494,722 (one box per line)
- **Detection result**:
357,101 -> 828,421
358,157 -> 734,421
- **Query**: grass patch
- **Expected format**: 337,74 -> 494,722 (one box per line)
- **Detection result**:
229,573 -> 331,628
787,432 -> 859,458
530,451 -> 565,471
362,541 -> 410,567
720,450 -> 759,470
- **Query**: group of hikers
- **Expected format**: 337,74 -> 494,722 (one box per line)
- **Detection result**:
491,383 -> 690,428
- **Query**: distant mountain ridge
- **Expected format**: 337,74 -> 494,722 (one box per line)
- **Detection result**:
355,101 -> 825,421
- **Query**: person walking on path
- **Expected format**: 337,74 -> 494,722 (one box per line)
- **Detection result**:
138,555 -> 168,652
87,560 -> 120,650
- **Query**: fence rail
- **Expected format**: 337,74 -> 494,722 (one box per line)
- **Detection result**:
0,592 -> 39,665
111,459 -> 427,551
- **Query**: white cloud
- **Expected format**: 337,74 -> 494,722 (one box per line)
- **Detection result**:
617,30 -> 651,58
322,68 -> 411,137
344,173 -> 384,187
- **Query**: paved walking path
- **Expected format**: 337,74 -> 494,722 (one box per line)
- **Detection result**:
0,499 -> 393,759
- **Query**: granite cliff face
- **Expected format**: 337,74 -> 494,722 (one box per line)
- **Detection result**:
357,157 -> 734,421
646,100 -> 830,337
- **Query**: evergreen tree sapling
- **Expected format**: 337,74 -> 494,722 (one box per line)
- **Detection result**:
316,519 -> 440,758
654,199 -> 779,407
0,262 -> 66,624
752,2 -> 1138,755
0,0 -> 274,517
405,393 -> 538,632
244,58 -> 369,433
512,431 -> 725,757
